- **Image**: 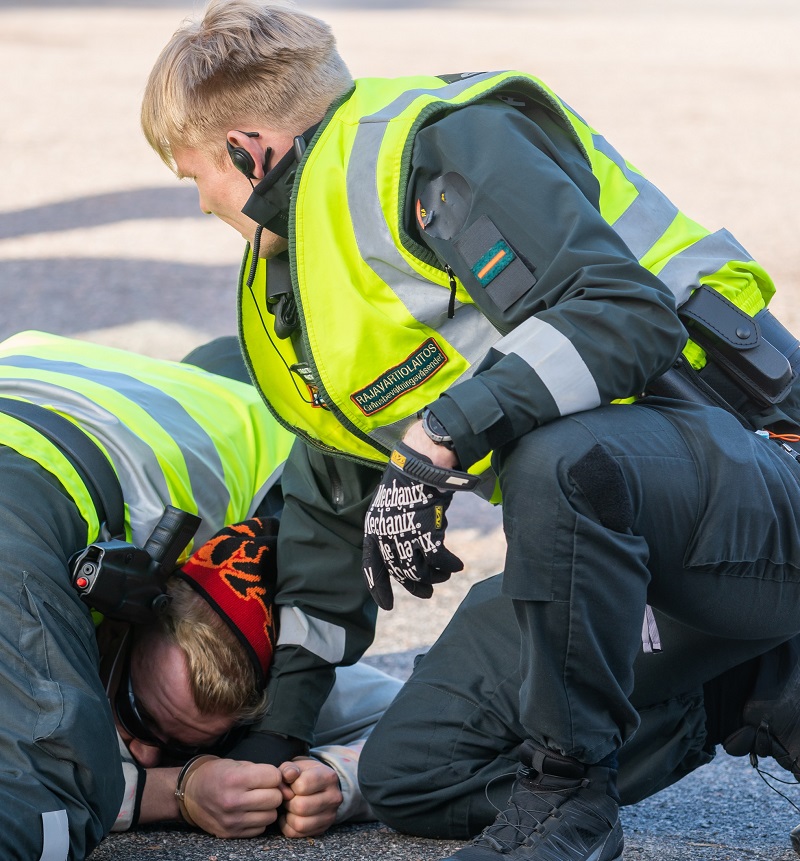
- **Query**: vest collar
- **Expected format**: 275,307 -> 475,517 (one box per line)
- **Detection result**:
242,123 -> 321,238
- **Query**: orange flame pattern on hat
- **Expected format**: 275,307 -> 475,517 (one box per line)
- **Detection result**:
179,517 -> 279,685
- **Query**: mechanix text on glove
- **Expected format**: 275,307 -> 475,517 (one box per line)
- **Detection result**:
362,442 -> 470,610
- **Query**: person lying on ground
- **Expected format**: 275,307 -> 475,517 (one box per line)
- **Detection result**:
0,330 -> 395,860
102,517 -> 401,839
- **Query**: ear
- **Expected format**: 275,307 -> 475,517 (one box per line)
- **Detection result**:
127,738 -> 163,768
226,130 -> 269,179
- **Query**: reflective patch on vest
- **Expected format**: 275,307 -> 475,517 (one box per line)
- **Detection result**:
455,215 -> 536,312
350,338 -> 448,415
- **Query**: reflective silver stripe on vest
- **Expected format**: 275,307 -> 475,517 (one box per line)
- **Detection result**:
654,228 -> 753,308
495,316 -> 601,415
39,810 -> 69,861
591,136 -> 753,306
247,463 -> 285,518
363,413 -> 418,453
0,357 -> 229,546
591,135 -> 679,261
360,72 -> 499,124
347,75 -> 502,364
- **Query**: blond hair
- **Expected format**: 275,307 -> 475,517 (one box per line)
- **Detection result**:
158,577 -> 269,724
141,0 -> 353,170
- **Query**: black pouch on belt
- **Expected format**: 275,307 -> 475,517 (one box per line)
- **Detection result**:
677,285 -> 800,409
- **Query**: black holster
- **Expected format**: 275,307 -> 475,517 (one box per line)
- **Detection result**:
648,286 -> 800,430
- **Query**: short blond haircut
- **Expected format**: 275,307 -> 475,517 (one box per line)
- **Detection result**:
141,0 -> 353,170
158,577 -> 269,724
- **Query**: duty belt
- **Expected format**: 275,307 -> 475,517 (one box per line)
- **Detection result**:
0,397 -> 125,538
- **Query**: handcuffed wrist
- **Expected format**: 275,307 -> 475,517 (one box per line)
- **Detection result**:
174,754 -> 219,827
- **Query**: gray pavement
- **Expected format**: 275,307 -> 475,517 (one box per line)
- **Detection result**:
2,1 -> 800,858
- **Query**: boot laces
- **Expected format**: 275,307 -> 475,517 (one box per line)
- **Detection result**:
471,767 -> 588,851
749,721 -> 800,816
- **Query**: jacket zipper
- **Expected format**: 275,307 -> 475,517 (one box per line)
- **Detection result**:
444,263 -> 458,319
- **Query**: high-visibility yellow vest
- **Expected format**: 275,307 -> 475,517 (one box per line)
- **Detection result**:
240,72 -> 774,472
0,331 -> 295,557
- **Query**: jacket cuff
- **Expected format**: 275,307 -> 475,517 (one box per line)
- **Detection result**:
226,731 -> 308,766
259,660 -> 337,743
428,379 -> 504,469
311,739 -> 375,823
111,759 -> 146,832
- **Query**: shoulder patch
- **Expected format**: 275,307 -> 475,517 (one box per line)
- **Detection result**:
472,239 -> 516,286
454,215 -> 536,312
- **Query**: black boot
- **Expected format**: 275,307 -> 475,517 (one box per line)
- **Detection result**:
723,638 -> 800,778
440,741 -> 623,860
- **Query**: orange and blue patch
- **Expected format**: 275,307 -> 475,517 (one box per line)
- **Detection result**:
472,240 -> 516,286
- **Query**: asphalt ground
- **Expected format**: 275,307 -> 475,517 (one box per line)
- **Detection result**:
2,0 -> 800,858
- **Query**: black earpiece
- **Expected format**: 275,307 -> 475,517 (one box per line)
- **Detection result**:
227,131 -> 271,180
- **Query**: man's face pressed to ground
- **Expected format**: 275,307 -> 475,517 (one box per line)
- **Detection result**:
113,630 -> 236,768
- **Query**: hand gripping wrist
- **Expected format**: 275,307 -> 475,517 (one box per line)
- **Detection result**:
175,754 -> 219,827
390,441 -> 479,492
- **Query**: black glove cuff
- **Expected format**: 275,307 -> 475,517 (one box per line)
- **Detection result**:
224,730 -> 309,766
390,441 -> 479,492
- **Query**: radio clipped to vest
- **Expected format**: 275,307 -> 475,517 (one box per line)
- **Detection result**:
265,253 -> 299,339
70,505 -> 201,625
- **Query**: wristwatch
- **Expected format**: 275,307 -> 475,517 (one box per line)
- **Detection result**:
418,408 -> 455,450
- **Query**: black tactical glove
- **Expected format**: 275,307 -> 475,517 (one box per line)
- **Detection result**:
362,442 -> 478,610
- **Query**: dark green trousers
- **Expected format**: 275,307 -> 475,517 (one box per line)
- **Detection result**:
361,396 -> 800,839
359,573 -> 769,839
499,398 -> 800,762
